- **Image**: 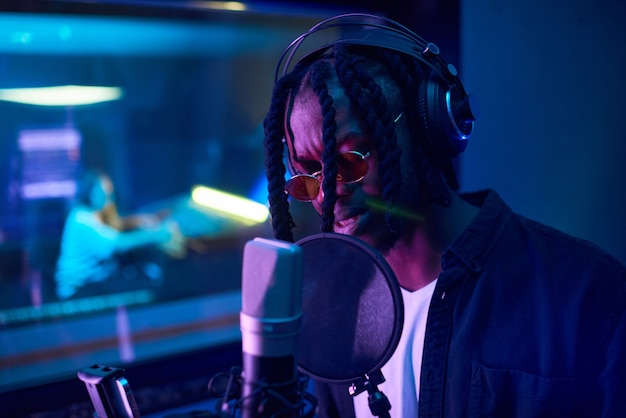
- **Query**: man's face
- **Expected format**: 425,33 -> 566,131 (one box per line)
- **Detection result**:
286,75 -> 412,252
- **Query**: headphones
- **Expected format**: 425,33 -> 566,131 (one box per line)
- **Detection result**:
275,13 -> 476,161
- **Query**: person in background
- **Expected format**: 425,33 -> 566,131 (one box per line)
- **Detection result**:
55,168 -> 184,300
262,13 -> 626,417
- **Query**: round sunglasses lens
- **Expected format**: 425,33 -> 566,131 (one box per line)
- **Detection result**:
285,175 -> 320,201
336,152 -> 368,182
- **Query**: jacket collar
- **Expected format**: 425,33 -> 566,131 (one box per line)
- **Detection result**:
442,189 -> 512,273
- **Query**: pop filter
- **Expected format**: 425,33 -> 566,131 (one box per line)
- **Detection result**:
295,233 -> 403,384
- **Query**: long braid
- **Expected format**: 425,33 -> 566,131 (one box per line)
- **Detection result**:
263,68 -> 306,242
377,49 -> 453,206
334,46 -> 404,233
308,61 -> 338,232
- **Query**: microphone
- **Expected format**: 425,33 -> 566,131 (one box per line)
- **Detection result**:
240,238 -> 303,418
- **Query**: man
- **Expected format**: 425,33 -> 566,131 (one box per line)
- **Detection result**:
55,169 -> 184,300
262,13 -> 626,418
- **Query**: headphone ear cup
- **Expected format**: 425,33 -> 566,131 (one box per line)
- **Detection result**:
418,73 -> 471,161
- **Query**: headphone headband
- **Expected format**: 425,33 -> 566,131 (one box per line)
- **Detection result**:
276,13 -> 461,90
275,13 -> 476,160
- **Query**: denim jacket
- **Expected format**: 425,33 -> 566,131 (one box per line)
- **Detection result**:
314,189 -> 626,418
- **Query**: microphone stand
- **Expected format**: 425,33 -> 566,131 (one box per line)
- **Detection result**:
348,370 -> 391,418
207,367 -> 317,418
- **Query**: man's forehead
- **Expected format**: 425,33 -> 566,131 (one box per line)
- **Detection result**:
290,77 -> 349,120
286,91 -> 321,155
290,88 -> 322,122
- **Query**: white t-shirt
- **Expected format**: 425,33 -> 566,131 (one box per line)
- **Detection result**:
353,279 -> 437,417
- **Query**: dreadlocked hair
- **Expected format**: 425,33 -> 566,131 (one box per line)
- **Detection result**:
263,62 -> 309,242
264,43 -> 462,240
374,48 -> 458,206
333,45 -> 404,235
308,61 -> 339,233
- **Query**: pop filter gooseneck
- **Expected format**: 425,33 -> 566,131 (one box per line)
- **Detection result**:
295,233 -> 403,417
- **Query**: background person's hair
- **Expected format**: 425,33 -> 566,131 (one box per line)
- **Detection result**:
74,167 -> 107,209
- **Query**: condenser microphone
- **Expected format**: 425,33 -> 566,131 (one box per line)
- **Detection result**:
240,237 -> 303,418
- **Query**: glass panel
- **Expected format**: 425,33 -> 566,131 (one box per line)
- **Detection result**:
0,7 -> 325,392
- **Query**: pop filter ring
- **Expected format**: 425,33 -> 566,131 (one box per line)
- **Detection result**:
295,233 -> 404,384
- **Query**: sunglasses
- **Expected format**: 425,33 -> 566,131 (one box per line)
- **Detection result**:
284,150 -> 371,202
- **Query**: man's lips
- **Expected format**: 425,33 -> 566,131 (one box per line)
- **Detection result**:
333,206 -> 368,231
335,214 -> 360,228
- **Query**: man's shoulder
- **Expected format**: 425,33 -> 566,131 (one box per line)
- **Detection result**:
463,188 -> 626,278
515,213 -> 626,276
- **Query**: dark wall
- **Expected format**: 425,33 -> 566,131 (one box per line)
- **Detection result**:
460,0 -> 626,263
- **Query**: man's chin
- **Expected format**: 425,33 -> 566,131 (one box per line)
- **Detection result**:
334,212 -> 399,256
